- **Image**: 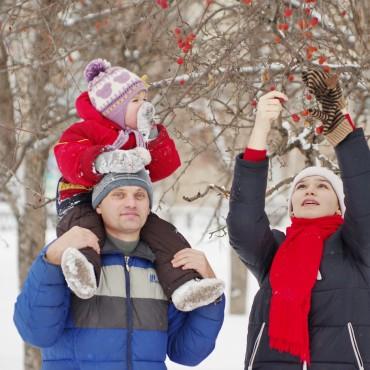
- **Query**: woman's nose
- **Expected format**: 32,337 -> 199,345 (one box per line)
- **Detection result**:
305,187 -> 316,195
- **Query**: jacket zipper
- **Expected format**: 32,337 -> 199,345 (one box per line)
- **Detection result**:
123,256 -> 133,370
347,322 -> 364,370
125,256 -> 131,272
248,322 -> 265,370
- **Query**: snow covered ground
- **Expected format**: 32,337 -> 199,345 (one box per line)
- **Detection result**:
0,205 -> 259,370
0,231 -> 23,370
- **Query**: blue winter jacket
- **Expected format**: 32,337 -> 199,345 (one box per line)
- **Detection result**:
14,238 -> 225,370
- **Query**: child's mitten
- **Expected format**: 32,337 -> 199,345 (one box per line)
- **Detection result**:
137,102 -> 156,141
94,147 -> 151,174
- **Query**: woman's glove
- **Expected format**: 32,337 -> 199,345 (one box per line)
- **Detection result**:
94,147 -> 151,174
302,69 -> 354,146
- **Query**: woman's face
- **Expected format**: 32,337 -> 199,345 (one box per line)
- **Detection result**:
291,176 -> 340,219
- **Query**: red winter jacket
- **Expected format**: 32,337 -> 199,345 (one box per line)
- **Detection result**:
54,92 -> 181,200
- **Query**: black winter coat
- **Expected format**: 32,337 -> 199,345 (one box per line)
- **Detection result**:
227,129 -> 370,370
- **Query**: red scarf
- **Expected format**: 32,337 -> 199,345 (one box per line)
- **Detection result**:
269,215 -> 343,364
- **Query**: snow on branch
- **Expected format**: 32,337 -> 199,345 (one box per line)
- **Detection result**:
150,63 -> 363,90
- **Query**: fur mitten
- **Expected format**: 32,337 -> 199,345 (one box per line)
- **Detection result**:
137,102 -> 156,141
94,147 -> 151,174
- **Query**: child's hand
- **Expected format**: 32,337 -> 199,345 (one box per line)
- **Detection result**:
171,248 -> 216,279
46,226 -> 100,265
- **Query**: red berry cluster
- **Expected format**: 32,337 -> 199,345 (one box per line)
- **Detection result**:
174,27 -> 196,65
174,28 -> 196,54
277,11 -> 319,34
156,0 -> 169,9
305,45 -> 317,60
274,4 -> 331,72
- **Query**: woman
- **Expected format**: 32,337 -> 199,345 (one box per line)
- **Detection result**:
227,70 -> 370,369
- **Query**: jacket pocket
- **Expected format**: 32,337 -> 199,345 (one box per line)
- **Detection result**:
347,322 -> 364,370
248,322 -> 266,370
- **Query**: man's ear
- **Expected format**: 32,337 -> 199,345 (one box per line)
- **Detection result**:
96,205 -> 102,215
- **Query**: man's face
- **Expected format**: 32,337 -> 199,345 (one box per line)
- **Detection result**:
125,91 -> 147,130
96,185 -> 150,240
291,176 -> 340,219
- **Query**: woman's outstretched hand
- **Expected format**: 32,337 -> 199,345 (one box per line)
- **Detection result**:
255,91 -> 288,129
248,91 -> 288,150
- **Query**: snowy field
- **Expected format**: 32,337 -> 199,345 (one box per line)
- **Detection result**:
0,205 -> 259,370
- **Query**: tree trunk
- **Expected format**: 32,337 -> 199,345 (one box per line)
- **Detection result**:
18,152 -> 48,282
17,149 -> 49,370
229,247 -> 247,314
24,345 -> 41,370
13,2 -> 55,367
0,39 -> 16,185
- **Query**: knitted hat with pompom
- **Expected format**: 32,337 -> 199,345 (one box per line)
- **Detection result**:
84,59 -> 147,128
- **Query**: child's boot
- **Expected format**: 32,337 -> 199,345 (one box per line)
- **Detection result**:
61,247 -> 99,299
171,277 -> 225,312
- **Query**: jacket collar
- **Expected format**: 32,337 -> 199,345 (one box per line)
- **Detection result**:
102,237 -> 156,262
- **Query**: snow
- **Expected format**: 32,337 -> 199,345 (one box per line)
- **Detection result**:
0,205 -> 257,370
0,231 -> 23,370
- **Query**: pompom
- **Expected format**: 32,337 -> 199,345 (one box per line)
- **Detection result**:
84,59 -> 111,82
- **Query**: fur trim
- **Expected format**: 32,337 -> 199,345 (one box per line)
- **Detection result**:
134,147 -> 152,165
171,278 -> 225,312
61,248 -> 97,299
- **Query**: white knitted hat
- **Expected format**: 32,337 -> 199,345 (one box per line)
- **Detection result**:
287,166 -> 345,216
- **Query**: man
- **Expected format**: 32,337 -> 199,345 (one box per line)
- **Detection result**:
14,169 -> 225,370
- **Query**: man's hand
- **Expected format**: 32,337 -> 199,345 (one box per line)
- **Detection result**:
45,226 -> 100,265
171,248 -> 216,279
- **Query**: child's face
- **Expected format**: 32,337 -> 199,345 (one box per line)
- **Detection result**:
125,91 -> 147,129
291,176 -> 340,219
